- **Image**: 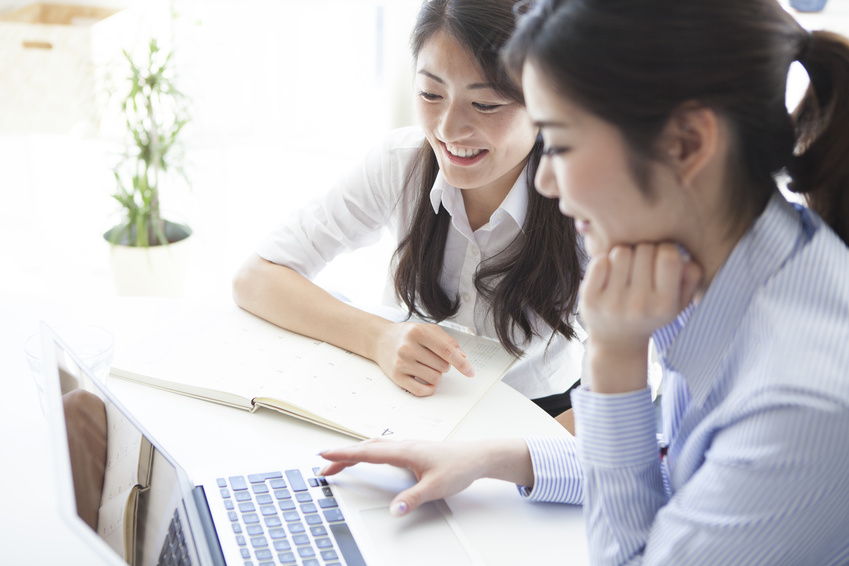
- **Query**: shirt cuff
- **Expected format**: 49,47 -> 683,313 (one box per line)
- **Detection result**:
572,387 -> 658,468
516,436 -> 583,505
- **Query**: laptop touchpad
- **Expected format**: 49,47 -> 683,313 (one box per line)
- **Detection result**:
359,503 -> 476,565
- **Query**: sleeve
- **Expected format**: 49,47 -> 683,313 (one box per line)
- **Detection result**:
255,128 -> 420,279
572,386 -> 849,566
517,436 -> 583,505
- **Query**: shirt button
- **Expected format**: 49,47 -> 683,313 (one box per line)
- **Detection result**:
462,292 -> 471,302
471,247 -> 479,257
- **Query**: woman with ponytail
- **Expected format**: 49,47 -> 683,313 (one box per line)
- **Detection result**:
321,1 -> 849,563
233,0 -> 586,425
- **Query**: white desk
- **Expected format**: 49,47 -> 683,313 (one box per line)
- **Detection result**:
0,298 -> 588,565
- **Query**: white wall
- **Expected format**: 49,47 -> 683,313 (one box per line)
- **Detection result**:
0,0 -> 420,305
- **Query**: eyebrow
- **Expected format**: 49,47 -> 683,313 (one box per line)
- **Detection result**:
417,69 -> 494,91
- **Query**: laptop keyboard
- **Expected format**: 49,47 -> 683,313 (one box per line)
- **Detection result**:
158,508 -> 192,566
217,468 -> 366,566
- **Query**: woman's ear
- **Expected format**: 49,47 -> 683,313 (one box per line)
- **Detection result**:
663,103 -> 719,188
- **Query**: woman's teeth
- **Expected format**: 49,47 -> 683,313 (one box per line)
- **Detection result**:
446,144 -> 482,158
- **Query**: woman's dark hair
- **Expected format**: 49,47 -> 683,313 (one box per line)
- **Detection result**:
393,0 -> 584,357
504,0 -> 849,246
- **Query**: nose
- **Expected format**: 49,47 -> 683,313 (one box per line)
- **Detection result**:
534,154 -> 559,199
437,100 -> 474,142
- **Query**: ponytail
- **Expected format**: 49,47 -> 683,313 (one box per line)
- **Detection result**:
789,30 -> 849,246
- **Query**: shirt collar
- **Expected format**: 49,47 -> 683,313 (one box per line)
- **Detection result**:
429,165 -> 530,233
654,192 -> 807,407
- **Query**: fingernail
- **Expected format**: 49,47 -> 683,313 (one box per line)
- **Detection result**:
676,244 -> 691,262
317,465 -> 331,477
389,501 -> 408,517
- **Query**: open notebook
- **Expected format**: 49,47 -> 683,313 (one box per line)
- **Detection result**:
41,322 -> 484,565
109,303 -> 517,441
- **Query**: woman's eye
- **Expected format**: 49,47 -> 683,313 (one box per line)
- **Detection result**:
541,146 -> 570,157
473,102 -> 503,112
418,91 -> 441,101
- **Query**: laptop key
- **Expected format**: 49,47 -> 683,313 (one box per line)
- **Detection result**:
292,534 -> 310,546
282,510 -> 300,522
295,492 -> 312,503
243,513 -> 260,524
278,499 -> 296,511
310,526 -> 327,537
249,471 -> 282,482
251,484 -> 269,494
255,548 -> 272,560
259,505 -> 277,517
284,469 -> 308,492
329,522 -> 366,566
239,548 -> 250,559
250,536 -> 268,548
288,522 -> 306,534
229,476 -> 248,491
317,498 -> 338,509
216,478 -> 227,488
273,539 -> 292,552
323,509 -> 344,523
273,488 -> 291,500
304,514 -> 323,525
278,551 -> 296,564
255,494 -> 273,505
246,525 -> 263,536
321,549 -> 339,561
269,478 -> 287,489
315,537 -> 333,549
264,516 -> 282,527
300,502 -> 317,514
267,527 -> 286,540
235,491 -> 252,502
239,502 -> 256,513
297,546 -> 316,558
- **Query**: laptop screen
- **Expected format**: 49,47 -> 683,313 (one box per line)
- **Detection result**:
44,327 -> 202,566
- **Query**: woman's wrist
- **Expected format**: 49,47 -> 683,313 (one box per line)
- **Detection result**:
478,438 -> 534,487
585,340 -> 650,395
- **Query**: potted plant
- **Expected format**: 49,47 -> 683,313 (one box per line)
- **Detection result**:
104,37 -> 192,296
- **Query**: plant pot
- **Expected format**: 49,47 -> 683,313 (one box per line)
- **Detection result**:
103,220 -> 192,296
790,0 -> 828,12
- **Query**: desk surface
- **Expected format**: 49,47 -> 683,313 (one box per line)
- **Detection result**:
0,298 -> 588,565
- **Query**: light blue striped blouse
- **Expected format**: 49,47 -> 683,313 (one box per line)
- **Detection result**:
524,193 -> 849,565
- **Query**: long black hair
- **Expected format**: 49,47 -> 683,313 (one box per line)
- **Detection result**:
393,0 -> 585,356
504,0 -> 849,246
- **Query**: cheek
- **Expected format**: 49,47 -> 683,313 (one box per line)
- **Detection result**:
414,99 -> 437,131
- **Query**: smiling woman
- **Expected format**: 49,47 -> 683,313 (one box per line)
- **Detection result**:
232,0 -> 587,429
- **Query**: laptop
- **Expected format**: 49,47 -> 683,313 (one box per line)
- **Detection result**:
40,323 -> 482,566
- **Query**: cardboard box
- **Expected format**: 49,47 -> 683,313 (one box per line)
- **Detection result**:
0,4 -> 135,133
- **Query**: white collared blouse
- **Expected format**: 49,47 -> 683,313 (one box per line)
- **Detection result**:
256,126 -> 585,400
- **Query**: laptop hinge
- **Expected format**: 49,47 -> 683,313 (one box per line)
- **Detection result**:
192,485 -> 227,566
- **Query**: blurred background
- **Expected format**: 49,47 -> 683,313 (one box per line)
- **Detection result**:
1,0 -> 421,305
1,0 -> 846,306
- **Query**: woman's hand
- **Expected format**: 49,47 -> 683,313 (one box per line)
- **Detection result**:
579,243 -> 702,394
372,322 -> 475,396
319,438 -> 532,517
